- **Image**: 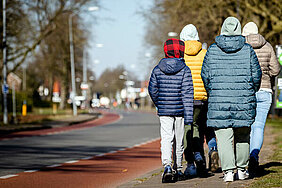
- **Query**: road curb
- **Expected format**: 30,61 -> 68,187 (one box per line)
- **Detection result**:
0,111 -> 120,141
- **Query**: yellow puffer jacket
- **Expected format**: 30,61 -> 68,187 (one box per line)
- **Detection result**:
184,41 -> 207,101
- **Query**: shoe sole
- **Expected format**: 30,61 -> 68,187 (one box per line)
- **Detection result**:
162,173 -> 173,183
210,152 -> 219,173
224,179 -> 234,182
184,173 -> 197,178
177,175 -> 186,181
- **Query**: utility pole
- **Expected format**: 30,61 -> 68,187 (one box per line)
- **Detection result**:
23,67 -> 26,91
69,14 -> 77,116
12,83 -> 17,124
2,0 -> 8,124
82,49 -> 87,108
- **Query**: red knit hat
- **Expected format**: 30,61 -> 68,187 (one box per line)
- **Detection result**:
164,38 -> 185,58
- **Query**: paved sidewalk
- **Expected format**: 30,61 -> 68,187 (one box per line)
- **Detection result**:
120,125 -> 276,188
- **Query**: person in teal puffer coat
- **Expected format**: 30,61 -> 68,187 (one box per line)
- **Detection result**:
201,17 -> 262,182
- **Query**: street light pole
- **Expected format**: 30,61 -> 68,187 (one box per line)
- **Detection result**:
69,14 -> 77,116
2,0 -> 8,124
68,6 -> 99,116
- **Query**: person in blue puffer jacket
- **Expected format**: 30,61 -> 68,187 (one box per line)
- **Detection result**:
201,17 -> 262,182
148,38 -> 194,183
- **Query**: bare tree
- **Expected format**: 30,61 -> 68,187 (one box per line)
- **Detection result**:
0,0 -> 99,79
143,0 -> 282,69
93,65 -> 126,97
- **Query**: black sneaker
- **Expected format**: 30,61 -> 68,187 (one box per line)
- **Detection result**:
175,170 -> 186,181
248,156 -> 259,178
162,165 -> 173,183
194,152 -> 207,177
209,150 -> 219,173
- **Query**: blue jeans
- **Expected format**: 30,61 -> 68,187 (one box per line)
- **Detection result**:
250,90 -> 272,154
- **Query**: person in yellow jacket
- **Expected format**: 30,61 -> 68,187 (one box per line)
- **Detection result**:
180,24 -> 219,177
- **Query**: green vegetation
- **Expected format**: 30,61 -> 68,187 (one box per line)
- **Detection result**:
249,118 -> 282,188
0,108 -> 89,126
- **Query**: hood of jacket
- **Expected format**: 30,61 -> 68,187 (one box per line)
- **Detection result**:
158,58 -> 186,74
163,38 -> 185,58
245,34 -> 266,49
220,17 -> 241,36
184,41 -> 202,55
180,24 -> 200,41
242,22 -> 258,36
215,35 -> 245,53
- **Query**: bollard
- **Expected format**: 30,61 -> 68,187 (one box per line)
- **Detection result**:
53,103 -> 57,114
22,100 -> 27,116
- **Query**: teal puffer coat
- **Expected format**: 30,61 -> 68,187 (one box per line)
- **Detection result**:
201,35 -> 262,128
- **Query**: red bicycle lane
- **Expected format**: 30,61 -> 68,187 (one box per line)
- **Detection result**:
0,138 -> 161,188
0,111 -> 162,187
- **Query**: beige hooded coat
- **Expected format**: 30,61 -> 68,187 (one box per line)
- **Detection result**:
245,34 -> 281,90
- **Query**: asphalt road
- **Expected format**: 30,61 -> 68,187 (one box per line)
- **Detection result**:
0,110 -> 160,177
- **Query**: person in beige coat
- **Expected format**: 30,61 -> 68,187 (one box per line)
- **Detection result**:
242,22 -> 281,177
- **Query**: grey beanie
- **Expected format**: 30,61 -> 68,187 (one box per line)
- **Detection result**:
242,22 -> 258,36
180,24 -> 199,41
220,17 -> 241,36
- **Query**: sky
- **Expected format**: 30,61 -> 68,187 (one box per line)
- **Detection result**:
85,0 -> 153,81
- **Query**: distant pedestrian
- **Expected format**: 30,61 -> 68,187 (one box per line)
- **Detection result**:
180,24 -> 219,177
148,38 -> 194,183
201,17 -> 262,182
242,22 -> 281,177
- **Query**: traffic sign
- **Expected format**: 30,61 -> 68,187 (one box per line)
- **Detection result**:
2,84 -> 9,94
279,53 -> 282,66
80,83 -> 89,90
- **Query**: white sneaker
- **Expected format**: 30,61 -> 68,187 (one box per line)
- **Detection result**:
223,171 -> 234,182
236,169 -> 249,180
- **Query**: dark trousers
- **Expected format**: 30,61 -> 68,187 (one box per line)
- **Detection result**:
184,102 -> 216,164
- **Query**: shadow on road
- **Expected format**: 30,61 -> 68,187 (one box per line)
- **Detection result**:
30,146 -> 160,174
0,145 -> 125,171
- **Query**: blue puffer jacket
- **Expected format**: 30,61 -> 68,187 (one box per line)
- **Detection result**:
148,58 -> 194,125
201,35 -> 262,128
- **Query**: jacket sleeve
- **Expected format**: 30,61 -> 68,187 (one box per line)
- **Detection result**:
181,66 -> 194,125
201,49 -> 210,93
250,47 -> 262,92
267,43 -> 281,77
148,69 -> 158,107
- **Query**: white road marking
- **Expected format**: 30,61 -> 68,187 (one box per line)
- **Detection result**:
0,174 -> 18,179
47,164 -> 61,168
24,170 -> 38,173
133,138 -> 160,148
65,160 -> 78,164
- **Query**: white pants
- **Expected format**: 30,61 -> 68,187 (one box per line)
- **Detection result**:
160,116 -> 184,170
